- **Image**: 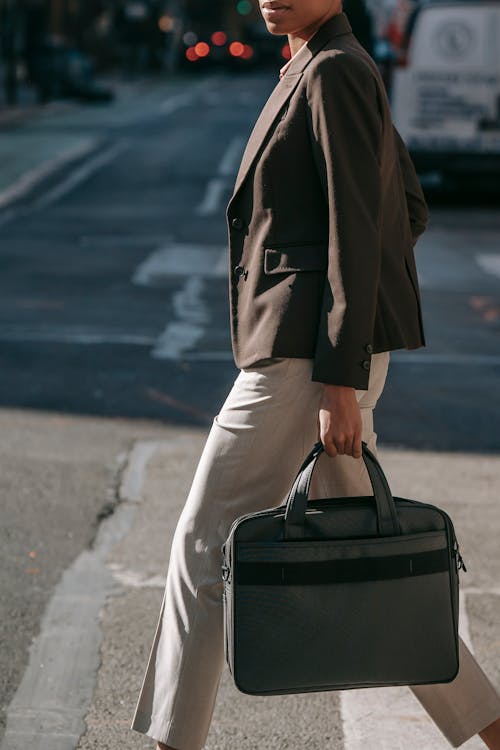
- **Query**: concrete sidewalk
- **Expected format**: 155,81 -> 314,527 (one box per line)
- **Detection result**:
80,439 -> 500,750
4,430 -> 495,750
1,424 -> 498,750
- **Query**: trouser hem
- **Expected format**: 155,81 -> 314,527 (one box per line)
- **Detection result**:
443,703 -> 500,747
130,709 -> 205,749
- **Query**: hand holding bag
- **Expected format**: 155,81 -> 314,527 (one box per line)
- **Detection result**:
221,441 -> 466,695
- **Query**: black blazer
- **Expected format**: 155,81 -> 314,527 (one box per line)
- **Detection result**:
226,12 -> 428,389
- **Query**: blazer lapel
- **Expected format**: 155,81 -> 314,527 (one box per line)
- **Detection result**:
228,12 -> 352,203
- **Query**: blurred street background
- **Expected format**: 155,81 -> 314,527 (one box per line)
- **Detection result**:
0,1 -> 499,749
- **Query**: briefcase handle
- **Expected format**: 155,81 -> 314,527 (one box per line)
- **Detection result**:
284,441 -> 401,538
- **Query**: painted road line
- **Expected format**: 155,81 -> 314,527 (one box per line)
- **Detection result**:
34,140 -> 128,209
195,136 -> 245,216
476,254 -> 500,280
159,76 -> 225,114
0,88 -> 197,220
196,177 -> 228,217
0,138 -> 98,211
132,243 -> 228,360
0,442 -> 161,750
113,349 -> 500,364
390,353 -> 500,366
0,328 -> 155,345
159,91 -> 196,115
151,277 -> 208,360
219,135 -> 246,176
132,243 -> 227,284
178,351 -> 234,361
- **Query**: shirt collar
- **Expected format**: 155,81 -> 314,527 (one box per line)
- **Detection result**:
279,55 -> 294,79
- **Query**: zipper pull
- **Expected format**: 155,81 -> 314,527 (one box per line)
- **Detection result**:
457,552 -> 467,573
454,540 -> 467,573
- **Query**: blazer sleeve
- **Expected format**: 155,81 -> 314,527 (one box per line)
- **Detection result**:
393,124 -> 429,245
305,53 -> 383,389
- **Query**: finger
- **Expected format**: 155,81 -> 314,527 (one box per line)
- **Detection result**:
352,429 -> 363,459
344,434 -> 355,458
321,435 -> 338,458
334,434 -> 346,455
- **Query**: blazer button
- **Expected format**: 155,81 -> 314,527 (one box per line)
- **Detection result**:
365,344 -> 373,354
362,360 -> 371,371
231,217 -> 244,230
234,265 -> 245,278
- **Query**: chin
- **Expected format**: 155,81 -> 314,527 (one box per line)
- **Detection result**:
263,20 -> 292,35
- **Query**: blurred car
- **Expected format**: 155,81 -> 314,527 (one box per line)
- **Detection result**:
391,0 -> 500,179
33,39 -> 114,103
179,19 -> 286,72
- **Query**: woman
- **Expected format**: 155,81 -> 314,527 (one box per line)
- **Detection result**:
130,2 -> 500,748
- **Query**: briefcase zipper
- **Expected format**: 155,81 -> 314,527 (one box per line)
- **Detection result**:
453,538 -> 467,572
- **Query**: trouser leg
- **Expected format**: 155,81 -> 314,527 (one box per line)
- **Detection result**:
410,638 -> 500,747
130,353 -> 389,748
130,350 -> 500,749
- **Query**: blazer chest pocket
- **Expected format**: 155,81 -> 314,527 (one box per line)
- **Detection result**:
264,244 -> 328,275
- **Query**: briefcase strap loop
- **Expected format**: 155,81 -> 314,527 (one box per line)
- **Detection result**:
283,441 -> 401,537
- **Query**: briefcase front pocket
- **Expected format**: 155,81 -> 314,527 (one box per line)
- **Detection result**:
230,531 -> 458,695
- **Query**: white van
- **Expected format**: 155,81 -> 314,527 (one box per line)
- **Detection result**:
391,0 -> 500,178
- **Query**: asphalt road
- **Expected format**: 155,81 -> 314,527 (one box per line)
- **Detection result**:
0,70 -> 499,750
0,70 -> 499,450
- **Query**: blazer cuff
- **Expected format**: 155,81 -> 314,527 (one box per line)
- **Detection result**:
311,352 -> 371,390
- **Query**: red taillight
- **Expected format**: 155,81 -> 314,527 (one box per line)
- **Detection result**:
194,41 -> 210,58
397,51 -> 409,68
229,41 -> 245,57
212,31 -> 227,46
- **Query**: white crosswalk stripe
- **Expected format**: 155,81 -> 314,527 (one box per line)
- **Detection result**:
476,254 -> 500,279
132,243 -> 228,360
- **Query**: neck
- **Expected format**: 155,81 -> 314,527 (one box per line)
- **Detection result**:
287,8 -> 342,56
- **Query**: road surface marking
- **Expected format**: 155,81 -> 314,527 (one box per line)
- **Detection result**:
151,277 -> 208,359
132,243 -> 227,360
476,254 -> 500,279
189,352 -> 500,364
0,88 -> 198,225
159,91 -> 196,114
35,140 -> 128,209
0,327 -> 154,345
0,138 -> 98,211
195,136 -> 245,216
177,350 -> 234,361
196,178 -> 228,216
219,135 -> 246,176
159,75 -> 224,113
132,243 -> 227,284
390,353 -> 500,366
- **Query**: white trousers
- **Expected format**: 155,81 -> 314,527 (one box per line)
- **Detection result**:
130,353 -> 500,749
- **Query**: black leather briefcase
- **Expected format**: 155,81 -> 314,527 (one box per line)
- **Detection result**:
221,441 -> 466,696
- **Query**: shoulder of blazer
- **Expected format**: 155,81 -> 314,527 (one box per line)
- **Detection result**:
304,46 -> 380,97
303,45 -> 385,129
